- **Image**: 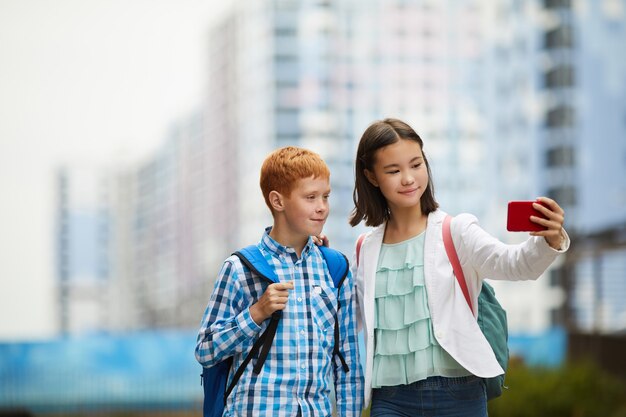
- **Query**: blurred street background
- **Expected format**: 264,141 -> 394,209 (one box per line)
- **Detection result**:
1,0 -> 626,416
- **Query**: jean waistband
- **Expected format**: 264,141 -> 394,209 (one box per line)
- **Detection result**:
379,375 -> 479,390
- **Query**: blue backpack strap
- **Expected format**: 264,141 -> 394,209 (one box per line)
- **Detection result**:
234,245 -> 280,284
318,245 -> 350,373
318,246 -> 349,288
203,245 -> 282,415
213,244 -> 351,415
232,246 -> 283,374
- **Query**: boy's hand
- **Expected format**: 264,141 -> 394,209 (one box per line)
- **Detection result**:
250,281 -> 294,325
529,196 -> 565,250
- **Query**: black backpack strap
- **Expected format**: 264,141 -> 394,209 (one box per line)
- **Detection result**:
221,248 -> 282,405
333,320 -> 349,372
224,244 -> 351,406
319,246 -> 350,373
252,311 -> 281,374
223,313 -> 276,405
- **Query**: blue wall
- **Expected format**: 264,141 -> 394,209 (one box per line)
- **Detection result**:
1,328 -> 566,413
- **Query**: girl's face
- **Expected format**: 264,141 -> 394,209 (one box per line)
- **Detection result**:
365,139 -> 429,212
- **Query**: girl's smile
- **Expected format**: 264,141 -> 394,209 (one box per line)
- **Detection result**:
365,139 -> 429,211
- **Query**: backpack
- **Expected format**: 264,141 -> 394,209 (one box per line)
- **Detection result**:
200,244 -> 350,417
442,215 -> 509,400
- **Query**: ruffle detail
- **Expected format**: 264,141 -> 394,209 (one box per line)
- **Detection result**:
374,266 -> 426,298
377,232 -> 425,270
372,346 -> 470,388
372,232 -> 470,388
374,319 -> 438,355
374,288 -> 430,330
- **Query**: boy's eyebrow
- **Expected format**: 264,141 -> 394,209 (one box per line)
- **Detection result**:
383,156 -> 423,169
301,187 -> 331,194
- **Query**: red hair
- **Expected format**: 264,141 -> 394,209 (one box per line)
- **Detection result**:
260,146 -> 330,211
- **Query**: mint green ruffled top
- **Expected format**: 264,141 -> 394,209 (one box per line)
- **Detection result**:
372,232 -> 470,388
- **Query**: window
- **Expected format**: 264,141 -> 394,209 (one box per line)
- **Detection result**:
549,269 -> 561,287
547,146 -> 575,167
545,0 -> 571,9
545,66 -> 575,88
547,185 -> 577,206
276,108 -> 300,136
545,26 -> 574,49
546,106 -> 575,128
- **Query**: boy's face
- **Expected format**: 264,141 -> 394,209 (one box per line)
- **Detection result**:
281,176 -> 330,239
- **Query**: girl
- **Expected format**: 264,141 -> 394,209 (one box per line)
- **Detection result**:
350,118 -> 569,417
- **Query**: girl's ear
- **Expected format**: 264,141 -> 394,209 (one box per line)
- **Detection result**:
268,190 -> 285,212
364,169 -> 379,187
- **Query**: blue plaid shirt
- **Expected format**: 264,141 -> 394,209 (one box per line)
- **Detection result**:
196,229 -> 364,417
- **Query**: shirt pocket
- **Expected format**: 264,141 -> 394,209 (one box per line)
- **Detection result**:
311,285 -> 339,336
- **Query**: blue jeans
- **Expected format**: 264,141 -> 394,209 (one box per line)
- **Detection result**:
371,375 -> 488,417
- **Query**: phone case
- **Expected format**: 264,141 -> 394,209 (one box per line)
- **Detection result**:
507,201 -> 548,232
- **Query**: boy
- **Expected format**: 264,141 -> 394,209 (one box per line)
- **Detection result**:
195,146 -> 364,417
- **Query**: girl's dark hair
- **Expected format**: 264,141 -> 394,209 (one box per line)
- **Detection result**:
349,118 -> 439,227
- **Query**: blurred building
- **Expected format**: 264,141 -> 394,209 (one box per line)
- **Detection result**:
130,112 -> 212,329
54,0 -> 626,337
538,0 -> 626,334
201,0 -> 560,332
334,0 -> 566,332
204,0 -> 356,262
55,166 -> 111,335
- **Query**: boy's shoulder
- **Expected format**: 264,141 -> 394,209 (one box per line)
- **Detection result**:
312,245 -> 350,288
219,243 -> 264,278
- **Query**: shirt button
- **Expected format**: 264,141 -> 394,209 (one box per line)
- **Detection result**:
436,331 -> 444,339
300,329 -> 305,336
297,297 -> 302,302
300,363 -> 306,369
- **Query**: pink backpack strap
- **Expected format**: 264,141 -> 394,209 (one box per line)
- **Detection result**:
355,233 -> 366,267
442,215 -> 473,311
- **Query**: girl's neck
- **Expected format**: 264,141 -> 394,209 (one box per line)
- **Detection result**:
384,205 -> 428,244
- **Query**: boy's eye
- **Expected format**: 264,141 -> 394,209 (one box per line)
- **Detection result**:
412,163 -> 422,169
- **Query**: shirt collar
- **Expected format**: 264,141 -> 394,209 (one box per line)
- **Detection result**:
260,227 -> 315,261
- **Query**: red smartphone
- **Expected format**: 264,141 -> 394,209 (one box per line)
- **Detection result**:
507,201 -> 548,232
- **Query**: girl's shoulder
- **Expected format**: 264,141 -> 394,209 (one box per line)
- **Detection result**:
427,209 -> 478,227
452,212 -> 479,227
439,211 -> 481,238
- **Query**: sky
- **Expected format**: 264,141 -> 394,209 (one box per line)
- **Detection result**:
0,0 -> 228,339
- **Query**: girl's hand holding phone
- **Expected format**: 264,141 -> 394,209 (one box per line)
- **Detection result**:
507,197 -> 564,249
528,197 -> 565,250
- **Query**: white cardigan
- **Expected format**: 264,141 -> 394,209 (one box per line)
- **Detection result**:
352,209 -> 570,407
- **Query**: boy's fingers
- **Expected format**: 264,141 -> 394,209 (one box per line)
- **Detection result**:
272,281 -> 294,290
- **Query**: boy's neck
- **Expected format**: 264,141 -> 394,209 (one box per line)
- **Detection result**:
269,224 -> 308,258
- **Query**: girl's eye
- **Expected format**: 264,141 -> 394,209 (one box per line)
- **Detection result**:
323,194 -> 330,200
385,170 -> 399,175
412,163 -> 422,169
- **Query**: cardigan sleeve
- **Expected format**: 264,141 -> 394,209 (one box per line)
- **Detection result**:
452,213 -> 569,281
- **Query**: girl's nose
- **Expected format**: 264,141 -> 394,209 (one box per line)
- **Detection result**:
401,173 -> 415,185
